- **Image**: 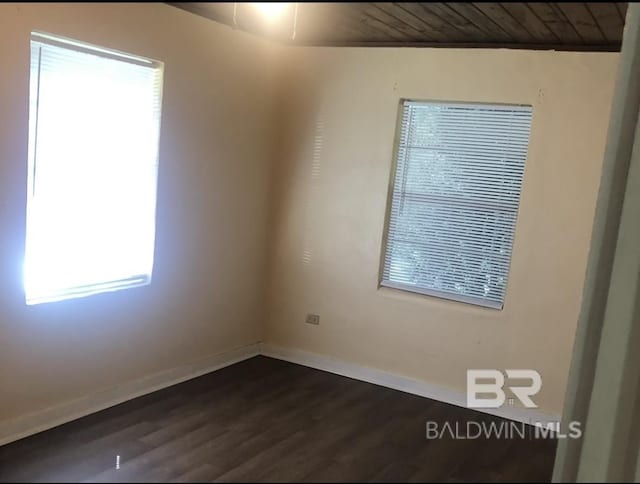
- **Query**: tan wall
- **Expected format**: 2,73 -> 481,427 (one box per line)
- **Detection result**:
0,3 -> 619,425
265,47 -> 618,415
0,3 -> 279,423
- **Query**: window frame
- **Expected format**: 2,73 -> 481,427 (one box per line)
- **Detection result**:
24,32 -> 164,305
378,98 -> 532,310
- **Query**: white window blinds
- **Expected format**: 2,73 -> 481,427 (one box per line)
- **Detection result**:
381,100 -> 532,309
24,33 -> 163,305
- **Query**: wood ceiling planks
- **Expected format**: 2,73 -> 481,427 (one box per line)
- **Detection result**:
170,2 -> 627,51
556,2 -> 607,43
524,3 -> 583,44
587,2 -> 625,43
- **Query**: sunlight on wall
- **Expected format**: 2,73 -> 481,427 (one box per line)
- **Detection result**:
301,115 -> 324,267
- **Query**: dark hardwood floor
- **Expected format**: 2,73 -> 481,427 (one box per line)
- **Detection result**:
0,356 -> 556,482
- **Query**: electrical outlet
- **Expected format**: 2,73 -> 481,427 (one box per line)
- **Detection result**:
305,313 -> 320,325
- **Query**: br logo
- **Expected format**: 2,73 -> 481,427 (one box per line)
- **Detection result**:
466,369 -> 542,409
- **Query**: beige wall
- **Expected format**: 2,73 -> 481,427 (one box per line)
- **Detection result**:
265,47 -> 618,415
0,3 -> 279,423
0,3 -> 619,426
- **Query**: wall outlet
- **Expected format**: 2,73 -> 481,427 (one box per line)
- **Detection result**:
305,313 -> 320,325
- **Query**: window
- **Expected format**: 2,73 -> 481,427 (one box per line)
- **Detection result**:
24,33 -> 163,305
381,100 -> 532,309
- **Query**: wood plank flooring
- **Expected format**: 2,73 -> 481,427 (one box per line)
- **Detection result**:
0,356 -> 557,482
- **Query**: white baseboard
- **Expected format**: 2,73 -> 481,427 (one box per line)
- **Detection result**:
0,343 -> 260,447
260,343 -> 561,426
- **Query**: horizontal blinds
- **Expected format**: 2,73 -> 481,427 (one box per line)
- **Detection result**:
382,101 -> 532,309
24,33 -> 163,304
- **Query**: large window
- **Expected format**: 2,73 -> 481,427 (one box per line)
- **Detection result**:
24,33 -> 163,305
381,100 -> 532,309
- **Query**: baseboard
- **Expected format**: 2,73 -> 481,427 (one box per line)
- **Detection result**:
260,343 -> 561,426
0,343 -> 260,447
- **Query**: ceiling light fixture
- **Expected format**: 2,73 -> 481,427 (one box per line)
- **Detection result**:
253,3 -> 290,22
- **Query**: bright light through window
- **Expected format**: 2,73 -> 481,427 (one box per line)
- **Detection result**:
24,32 -> 163,305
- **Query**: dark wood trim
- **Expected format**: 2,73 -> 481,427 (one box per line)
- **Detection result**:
286,40 -> 622,52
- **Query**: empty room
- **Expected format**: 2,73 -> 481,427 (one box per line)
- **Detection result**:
1,2 -> 640,482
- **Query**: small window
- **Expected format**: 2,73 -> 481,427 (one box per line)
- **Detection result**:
24,33 -> 164,305
381,100 -> 532,309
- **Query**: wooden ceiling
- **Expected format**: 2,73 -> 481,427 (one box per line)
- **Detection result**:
171,2 -> 628,51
